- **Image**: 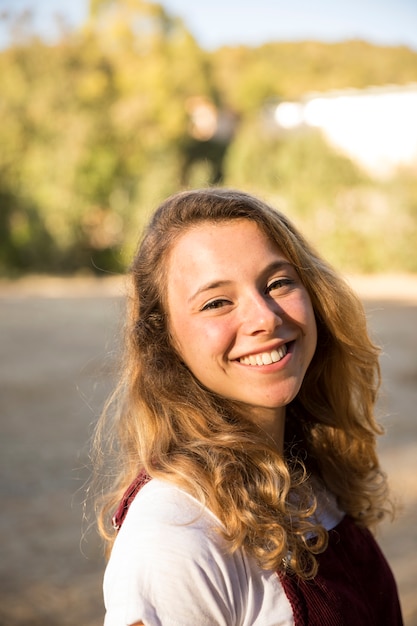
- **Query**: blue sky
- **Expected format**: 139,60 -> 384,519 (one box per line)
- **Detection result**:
1,0 -> 417,51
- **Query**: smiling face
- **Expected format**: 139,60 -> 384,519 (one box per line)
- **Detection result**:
166,219 -> 317,442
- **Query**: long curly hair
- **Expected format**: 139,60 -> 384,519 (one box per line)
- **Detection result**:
93,188 -> 392,578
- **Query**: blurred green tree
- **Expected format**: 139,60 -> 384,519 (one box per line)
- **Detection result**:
0,4 -> 417,275
211,40 -> 417,113
0,0 -> 215,273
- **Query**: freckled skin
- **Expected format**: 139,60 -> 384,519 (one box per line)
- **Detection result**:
166,220 -> 317,448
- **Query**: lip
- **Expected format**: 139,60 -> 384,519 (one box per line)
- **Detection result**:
232,340 -> 294,363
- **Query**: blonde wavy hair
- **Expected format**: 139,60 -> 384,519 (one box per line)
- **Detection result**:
93,188 -> 392,579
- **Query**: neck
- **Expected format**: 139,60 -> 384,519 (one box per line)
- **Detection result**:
246,406 -> 286,454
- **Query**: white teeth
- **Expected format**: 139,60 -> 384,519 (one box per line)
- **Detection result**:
239,345 -> 288,366
262,352 -> 272,365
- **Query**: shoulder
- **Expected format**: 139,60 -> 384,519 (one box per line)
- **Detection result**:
115,479 -> 231,564
104,480 -> 246,625
125,477 -> 221,531
104,479 -> 293,626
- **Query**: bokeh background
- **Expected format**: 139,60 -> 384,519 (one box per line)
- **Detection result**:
0,0 -> 416,624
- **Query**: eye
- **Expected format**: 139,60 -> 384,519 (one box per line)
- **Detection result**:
201,298 -> 231,311
265,278 -> 295,294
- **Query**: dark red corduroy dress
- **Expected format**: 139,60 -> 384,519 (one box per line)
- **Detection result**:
113,474 -> 403,626
278,515 -> 403,625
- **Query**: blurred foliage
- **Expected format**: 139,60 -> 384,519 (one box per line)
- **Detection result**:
0,0 -> 417,275
211,40 -> 417,112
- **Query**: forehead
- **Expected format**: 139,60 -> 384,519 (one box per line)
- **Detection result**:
166,219 -> 288,279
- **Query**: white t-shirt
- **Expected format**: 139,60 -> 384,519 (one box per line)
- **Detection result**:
103,478 -> 343,626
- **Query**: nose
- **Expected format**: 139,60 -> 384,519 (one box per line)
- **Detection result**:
241,291 -> 283,335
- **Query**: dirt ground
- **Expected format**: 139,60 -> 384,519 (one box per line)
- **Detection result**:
0,275 -> 416,626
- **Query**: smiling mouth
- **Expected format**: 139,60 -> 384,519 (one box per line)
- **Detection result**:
238,344 -> 288,366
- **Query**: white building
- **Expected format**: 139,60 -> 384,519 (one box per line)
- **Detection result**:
271,84 -> 417,177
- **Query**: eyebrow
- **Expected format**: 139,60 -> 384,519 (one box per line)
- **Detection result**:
188,260 -> 294,303
188,280 -> 233,303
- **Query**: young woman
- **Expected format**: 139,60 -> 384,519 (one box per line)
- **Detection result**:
95,188 -> 403,625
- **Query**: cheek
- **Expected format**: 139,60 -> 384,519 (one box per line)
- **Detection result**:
310,316 -> 318,355
297,294 -> 317,352
167,311 -> 190,362
204,317 -> 237,349
172,318 -> 231,369
306,307 -> 318,358
188,322 -> 230,361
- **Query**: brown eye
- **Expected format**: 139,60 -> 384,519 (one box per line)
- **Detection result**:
201,299 -> 230,311
266,278 -> 294,294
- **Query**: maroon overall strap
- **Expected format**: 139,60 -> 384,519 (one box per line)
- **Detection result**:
112,469 -> 151,531
279,515 -> 403,626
